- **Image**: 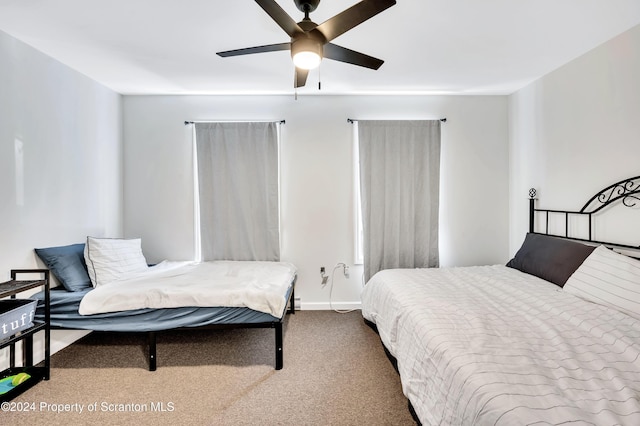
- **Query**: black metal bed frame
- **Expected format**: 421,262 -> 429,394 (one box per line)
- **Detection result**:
145,277 -> 296,371
49,276 -> 297,372
529,175 -> 640,250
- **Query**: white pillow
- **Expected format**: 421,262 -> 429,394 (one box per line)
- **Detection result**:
84,237 -> 148,287
564,245 -> 640,320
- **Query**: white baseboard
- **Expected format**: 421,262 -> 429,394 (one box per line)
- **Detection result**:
299,301 -> 362,311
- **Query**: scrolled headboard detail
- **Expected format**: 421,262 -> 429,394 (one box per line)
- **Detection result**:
580,175 -> 640,213
529,175 -> 640,251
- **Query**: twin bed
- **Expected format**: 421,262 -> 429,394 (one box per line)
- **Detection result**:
32,238 -> 296,371
362,176 -> 640,425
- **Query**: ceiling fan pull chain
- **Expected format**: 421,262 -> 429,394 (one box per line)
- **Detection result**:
318,66 -> 321,91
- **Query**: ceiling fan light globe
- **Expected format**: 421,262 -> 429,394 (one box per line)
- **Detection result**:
293,51 -> 322,69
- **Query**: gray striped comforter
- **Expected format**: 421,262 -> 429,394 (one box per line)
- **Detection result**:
361,265 -> 640,425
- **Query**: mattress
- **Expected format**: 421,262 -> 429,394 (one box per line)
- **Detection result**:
79,260 -> 296,317
33,285 -> 292,332
361,265 -> 640,425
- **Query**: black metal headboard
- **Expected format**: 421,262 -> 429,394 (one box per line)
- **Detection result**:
529,175 -> 640,251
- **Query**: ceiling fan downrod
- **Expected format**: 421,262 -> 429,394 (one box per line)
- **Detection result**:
294,0 -> 320,15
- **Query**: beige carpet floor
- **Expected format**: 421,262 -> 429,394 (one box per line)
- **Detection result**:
4,310 -> 417,425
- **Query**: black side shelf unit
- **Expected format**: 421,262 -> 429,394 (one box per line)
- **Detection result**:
0,269 -> 50,402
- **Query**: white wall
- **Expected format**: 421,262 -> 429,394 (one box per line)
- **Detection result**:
509,24 -> 640,253
0,30 -> 123,360
123,95 -> 509,309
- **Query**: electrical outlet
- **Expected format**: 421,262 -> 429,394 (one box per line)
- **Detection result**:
344,265 -> 350,278
320,266 -> 328,286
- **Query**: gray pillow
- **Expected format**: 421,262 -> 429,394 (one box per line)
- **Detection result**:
35,243 -> 92,292
506,233 -> 596,287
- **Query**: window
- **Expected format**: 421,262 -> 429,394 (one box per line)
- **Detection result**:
353,122 -> 364,265
354,120 -> 441,282
193,122 -> 281,262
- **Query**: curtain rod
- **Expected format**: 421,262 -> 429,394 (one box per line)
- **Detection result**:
184,120 -> 285,125
347,118 -> 446,123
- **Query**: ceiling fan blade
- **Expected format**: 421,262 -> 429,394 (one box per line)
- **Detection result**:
315,0 -> 396,42
324,43 -> 384,69
295,67 -> 309,88
217,42 -> 291,57
255,0 -> 304,37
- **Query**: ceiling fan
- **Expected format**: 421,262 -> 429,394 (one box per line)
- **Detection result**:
216,0 -> 396,88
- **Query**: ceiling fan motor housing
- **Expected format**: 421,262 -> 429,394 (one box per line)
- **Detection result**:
294,0 -> 320,13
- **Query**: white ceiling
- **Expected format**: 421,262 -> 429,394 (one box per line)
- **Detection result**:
1,0 -> 640,96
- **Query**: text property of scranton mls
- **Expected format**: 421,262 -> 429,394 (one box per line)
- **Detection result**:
1,401 -> 176,413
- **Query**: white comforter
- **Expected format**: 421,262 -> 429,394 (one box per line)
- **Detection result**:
361,265 -> 640,426
79,260 -> 296,317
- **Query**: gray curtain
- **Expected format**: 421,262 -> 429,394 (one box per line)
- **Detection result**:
358,120 -> 441,282
195,122 -> 280,261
